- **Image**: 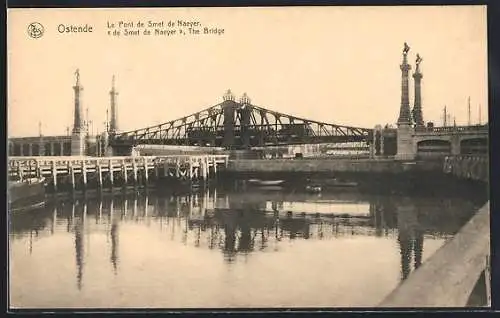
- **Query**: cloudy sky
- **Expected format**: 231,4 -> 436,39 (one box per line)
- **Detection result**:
8,6 -> 487,137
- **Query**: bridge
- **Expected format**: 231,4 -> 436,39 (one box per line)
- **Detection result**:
109,90 -> 373,155
8,89 -> 487,159
413,124 -> 488,158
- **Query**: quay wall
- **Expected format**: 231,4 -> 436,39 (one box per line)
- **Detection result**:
225,158 -> 442,174
220,158 -> 488,196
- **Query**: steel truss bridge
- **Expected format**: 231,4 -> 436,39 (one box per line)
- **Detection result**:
111,91 -> 373,151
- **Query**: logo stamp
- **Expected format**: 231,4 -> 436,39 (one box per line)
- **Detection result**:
27,22 -> 44,39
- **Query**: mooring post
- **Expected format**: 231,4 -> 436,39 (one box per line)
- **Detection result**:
81,160 -> 87,191
51,160 -> 58,191
132,158 -> 138,186
175,159 -> 180,179
69,162 -> 75,192
143,158 -> 149,185
97,161 -> 103,190
108,159 -> 114,188
122,159 -> 128,186
188,157 -> 193,181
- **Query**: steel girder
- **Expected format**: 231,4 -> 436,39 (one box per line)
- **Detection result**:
111,101 -> 373,149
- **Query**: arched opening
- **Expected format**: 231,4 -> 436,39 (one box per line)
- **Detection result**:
460,138 -> 488,155
416,139 -> 451,158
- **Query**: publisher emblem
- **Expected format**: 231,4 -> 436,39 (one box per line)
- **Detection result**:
27,22 -> 44,39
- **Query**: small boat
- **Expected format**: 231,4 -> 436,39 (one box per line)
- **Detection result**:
256,186 -> 284,191
247,179 -> 286,186
305,185 -> 322,193
8,177 -> 47,213
309,178 -> 358,188
329,180 -> 358,188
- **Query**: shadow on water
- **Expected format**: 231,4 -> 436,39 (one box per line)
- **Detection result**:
9,180 -> 488,306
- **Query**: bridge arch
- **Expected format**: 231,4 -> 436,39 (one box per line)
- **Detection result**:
460,138 -> 488,155
416,139 -> 451,158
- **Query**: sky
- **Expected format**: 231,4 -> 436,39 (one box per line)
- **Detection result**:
7,6 -> 488,137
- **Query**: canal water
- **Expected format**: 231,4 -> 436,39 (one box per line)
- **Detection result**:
9,183 -> 487,308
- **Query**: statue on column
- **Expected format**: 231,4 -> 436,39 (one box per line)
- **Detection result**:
75,68 -> 80,83
403,42 -> 410,55
416,54 -> 423,65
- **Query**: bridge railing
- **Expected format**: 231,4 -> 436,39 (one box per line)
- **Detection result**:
8,154 -> 230,169
415,124 -> 488,134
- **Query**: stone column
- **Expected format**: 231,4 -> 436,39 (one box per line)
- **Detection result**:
109,75 -> 119,134
71,69 -> 87,156
395,43 -> 415,161
412,54 -> 424,127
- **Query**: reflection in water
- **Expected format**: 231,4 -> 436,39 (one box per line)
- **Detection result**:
74,202 -> 85,290
9,186 -> 486,307
110,221 -> 119,275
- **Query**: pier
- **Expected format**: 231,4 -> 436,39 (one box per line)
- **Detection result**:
8,155 -> 229,192
225,158 -> 443,174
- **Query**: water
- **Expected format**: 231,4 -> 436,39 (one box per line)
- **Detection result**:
9,185 -> 486,308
